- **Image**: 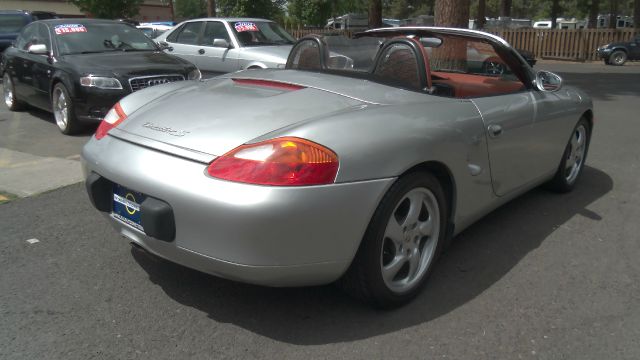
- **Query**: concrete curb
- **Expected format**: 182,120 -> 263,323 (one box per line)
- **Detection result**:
0,147 -> 83,197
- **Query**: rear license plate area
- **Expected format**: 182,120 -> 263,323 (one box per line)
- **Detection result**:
112,183 -> 146,232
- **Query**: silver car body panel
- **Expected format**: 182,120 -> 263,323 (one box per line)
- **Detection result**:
81,136 -> 393,286
83,28 -> 593,286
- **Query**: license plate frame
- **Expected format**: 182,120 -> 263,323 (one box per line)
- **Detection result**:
112,183 -> 146,232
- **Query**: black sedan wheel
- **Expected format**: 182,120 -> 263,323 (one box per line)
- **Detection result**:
341,172 -> 448,308
610,50 -> 627,66
52,83 -> 80,135
3,73 -> 25,111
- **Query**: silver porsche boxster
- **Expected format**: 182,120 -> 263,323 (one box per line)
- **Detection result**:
82,27 -> 593,307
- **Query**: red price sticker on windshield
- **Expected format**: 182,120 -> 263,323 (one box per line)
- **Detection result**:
54,24 -> 87,35
234,22 -> 258,32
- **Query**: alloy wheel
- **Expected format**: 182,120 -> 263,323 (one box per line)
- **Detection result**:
380,187 -> 440,293
564,124 -> 587,184
3,74 -> 14,108
53,87 -> 68,130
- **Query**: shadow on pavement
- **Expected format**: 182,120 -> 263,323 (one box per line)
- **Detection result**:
21,107 -> 97,136
132,165 -> 612,345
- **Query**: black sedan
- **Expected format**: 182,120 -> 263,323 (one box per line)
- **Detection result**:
1,19 -> 201,134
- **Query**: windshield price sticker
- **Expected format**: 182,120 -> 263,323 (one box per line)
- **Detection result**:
54,24 -> 87,35
234,22 -> 258,32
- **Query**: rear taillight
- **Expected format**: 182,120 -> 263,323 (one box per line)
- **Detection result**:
95,102 -> 127,140
207,137 -> 339,186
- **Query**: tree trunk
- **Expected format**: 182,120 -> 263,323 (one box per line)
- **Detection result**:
369,0 -> 382,28
434,0 -> 470,28
550,0 -> 560,29
635,0 -> 640,30
500,0 -> 512,17
433,0 -> 470,72
588,0 -> 599,28
207,0 -> 216,17
477,0 -> 486,29
609,0 -> 618,29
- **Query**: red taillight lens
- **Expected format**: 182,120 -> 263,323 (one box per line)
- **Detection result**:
95,102 -> 127,140
207,137 -> 339,186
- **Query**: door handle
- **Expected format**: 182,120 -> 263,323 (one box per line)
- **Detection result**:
198,49 -> 205,55
488,124 -> 503,138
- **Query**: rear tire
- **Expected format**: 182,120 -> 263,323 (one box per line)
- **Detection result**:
546,118 -> 591,193
610,50 -> 627,66
3,73 -> 25,111
52,83 -> 81,135
340,172 -> 448,308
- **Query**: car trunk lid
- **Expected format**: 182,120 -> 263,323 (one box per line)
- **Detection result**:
112,77 -> 365,161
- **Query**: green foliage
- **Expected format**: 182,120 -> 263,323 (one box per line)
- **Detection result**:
287,0 -> 331,26
69,0 -> 144,18
383,0 -> 435,18
286,0 -> 370,27
175,0 -> 206,19
217,0 -> 286,20
469,0 -> 637,21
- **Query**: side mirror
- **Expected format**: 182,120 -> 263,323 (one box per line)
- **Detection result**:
28,43 -> 48,55
212,38 -> 231,48
535,70 -> 562,92
157,41 -> 173,51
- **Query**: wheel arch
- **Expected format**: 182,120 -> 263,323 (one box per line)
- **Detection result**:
49,71 -> 76,99
611,47 -> 628,54
400,160 -> 457,245
244,63 -> 266,70
581,109 -> 594,131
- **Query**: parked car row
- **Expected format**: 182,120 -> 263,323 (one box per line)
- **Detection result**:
1,17 -> 300,134
2,19 -> 200,134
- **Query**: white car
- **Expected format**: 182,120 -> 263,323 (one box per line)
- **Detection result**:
137,24 -> 173,39
155,17 -> 295,75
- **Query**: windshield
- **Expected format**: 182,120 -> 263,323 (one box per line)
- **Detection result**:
54,23 -> 157,55
0,14 -> 29,33
139,27 -> 167,38
228,21 -> 295,47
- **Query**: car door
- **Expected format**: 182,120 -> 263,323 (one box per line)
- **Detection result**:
23,23 -> 54,109
10,23 -> 39,101
473,91 -> 538,196
163,21 -> 204,67
629,36 -> 640,60
196,20 -> 239,74
461,42 -> 546,196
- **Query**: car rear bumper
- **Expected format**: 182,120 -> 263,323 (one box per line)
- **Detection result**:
82,135 -> 394,286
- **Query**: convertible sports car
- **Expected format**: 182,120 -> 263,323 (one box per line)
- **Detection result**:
82,27 -> 593,307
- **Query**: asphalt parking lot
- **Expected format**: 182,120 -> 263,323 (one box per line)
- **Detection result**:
1,61 -> 639,359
